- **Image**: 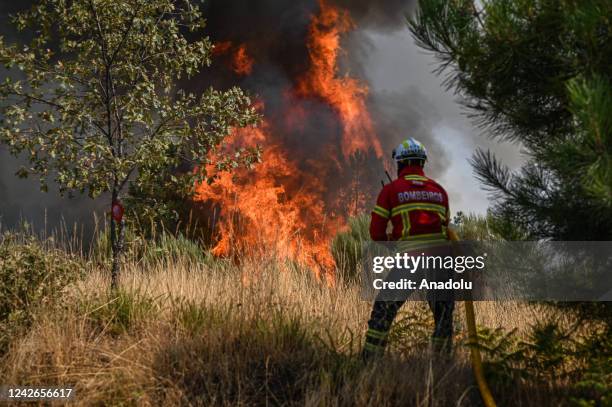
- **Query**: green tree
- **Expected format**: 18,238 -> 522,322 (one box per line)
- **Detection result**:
0,0 -> 260,288
409,0 -> 612,240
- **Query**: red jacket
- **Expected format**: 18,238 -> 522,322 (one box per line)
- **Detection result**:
370,166 -> 450,245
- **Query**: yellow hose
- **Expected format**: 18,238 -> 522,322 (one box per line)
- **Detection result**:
448,228 -> 497,407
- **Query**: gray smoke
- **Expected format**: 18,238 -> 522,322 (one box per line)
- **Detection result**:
0,150 -> 102,240
0,1 -> 102,237
0,0 -> 508,236
331,0 -> 417,31
196,0 -> 439,209
367,88 -> 448,176
341,28 -> 448,177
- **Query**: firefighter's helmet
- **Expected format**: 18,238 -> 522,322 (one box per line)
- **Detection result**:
392,137 -> 427,162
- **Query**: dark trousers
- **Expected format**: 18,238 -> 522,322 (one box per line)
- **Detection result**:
363,296 -> 455,357
363,244 -> 456,358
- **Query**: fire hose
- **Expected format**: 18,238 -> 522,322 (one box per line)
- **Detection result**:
447,228 -> 497,407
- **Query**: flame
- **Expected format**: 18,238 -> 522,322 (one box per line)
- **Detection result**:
195,0 -> 381,279
212,41 -> 232,56
297,0 -> 383,159
232,44 -> 254,76
195,122 -> 342,278
212,41 -> 254,76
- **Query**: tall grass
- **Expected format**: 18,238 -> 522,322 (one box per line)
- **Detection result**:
2,254 -> 584,406
0,218 -> 608,405
331,214 -> 369,282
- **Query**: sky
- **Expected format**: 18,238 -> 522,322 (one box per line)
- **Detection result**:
360,29 -> 523,215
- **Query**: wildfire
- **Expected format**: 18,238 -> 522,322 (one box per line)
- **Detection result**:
297,0 -> 383,159
212,41 -> 254,76
232,44 -> 254,76
195,0 -> 383,279
195,121 -> 342,277
212,41 -> 232,56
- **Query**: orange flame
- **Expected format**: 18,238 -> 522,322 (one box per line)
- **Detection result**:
297,0 -> 383,159
212,41 -> 255,77
212,41 -> 233,56
232,44 -> 254,76
195,0 -> 381,279
195,122 -> 342,278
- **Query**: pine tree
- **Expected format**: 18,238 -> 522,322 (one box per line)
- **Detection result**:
409,0 -> 612,240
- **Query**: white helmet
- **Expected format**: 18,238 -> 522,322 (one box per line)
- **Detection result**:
392,137 -> 427,162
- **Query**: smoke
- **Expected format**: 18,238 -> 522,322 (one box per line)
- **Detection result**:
330,0 -> 417,31
0,150 -> 101,239
198,0 -> 417,73
367,88 -> 448,176
196,0 -> 441,198
0,1 -> 102,236
0,0 -> 469,236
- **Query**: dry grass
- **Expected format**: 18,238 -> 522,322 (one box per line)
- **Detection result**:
0,256 -> 579,406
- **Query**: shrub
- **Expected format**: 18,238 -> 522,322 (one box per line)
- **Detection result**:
331,215 -> 369,281
172,298 -> 230,336
476,314 -> 612,405
0,232 -> 83,353
453,211 -> 529,241
140,233 -> 210,266
81,290 -> 161,336
92,228 -> 210,266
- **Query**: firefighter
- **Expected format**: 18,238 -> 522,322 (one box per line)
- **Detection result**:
363,137 -> 454,360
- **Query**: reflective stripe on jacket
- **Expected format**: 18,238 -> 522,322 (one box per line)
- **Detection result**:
370,165 -> 450,246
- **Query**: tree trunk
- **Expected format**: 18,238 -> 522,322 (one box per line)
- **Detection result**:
110,191 -> 125,290
111,217 -> 125,290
